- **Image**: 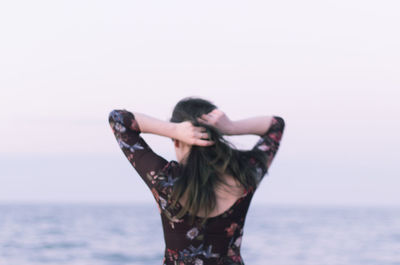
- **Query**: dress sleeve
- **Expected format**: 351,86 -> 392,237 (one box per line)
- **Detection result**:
250,116 -> 285,188
108,109 -> 176,199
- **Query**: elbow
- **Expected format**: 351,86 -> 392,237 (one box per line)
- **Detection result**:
108,110 -> 116,125
108,109 -> 124,124
273,116 -> 285,132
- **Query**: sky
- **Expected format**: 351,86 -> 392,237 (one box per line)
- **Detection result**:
0,0 -> 399,206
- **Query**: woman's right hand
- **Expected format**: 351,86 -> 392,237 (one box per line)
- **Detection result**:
197,109 -> 235,135
175,121 -> 215,146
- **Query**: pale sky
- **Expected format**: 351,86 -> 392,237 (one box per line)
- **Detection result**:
0,0 -> 399,206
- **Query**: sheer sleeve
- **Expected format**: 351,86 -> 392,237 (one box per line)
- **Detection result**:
108,109 -> 177,199
250,116 -> 285,188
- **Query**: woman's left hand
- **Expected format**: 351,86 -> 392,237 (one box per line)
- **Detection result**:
174,121 -> 215,146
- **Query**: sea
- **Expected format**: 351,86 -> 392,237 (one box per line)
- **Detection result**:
0,203 -> 399,265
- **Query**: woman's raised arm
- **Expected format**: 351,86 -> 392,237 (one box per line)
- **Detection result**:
133,112 -> 214,146
108,109 -> 174,196
108,109 -> 215,199
198,108 -> 285,186
197,108 -> 277,136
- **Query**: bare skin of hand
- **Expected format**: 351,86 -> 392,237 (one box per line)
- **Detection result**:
175,121 -> 215,146
197,109 -> 235,135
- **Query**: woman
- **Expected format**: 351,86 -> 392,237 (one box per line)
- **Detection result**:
108,97 -> 285,265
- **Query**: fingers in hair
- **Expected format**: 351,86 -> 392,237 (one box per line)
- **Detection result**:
197,117 -> 208,124
195,139 -> 215,146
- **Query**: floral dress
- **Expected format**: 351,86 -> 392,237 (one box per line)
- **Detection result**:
108,109 -> 285,265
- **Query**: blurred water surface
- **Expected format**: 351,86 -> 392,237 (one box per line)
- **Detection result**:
0,203 -> 399,265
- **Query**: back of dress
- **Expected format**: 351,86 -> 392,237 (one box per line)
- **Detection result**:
108,109 -> 285,265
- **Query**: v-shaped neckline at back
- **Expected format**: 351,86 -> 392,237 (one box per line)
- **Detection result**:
176,188 -> 252,220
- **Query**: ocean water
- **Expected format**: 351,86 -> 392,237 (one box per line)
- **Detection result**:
0,203 -> 399,265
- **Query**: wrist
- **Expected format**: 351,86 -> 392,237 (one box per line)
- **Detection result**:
226,121 -> 238,136
169,122 -> 179,139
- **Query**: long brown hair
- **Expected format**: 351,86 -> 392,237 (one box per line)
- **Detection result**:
166,97 -> 267,226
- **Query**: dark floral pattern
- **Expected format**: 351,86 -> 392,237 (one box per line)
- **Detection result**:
108,109 -> 285,265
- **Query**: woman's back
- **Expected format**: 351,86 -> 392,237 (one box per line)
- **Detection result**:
161,168 -> 255,265
179,174 -> 247,218
108,107 -> 285,265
